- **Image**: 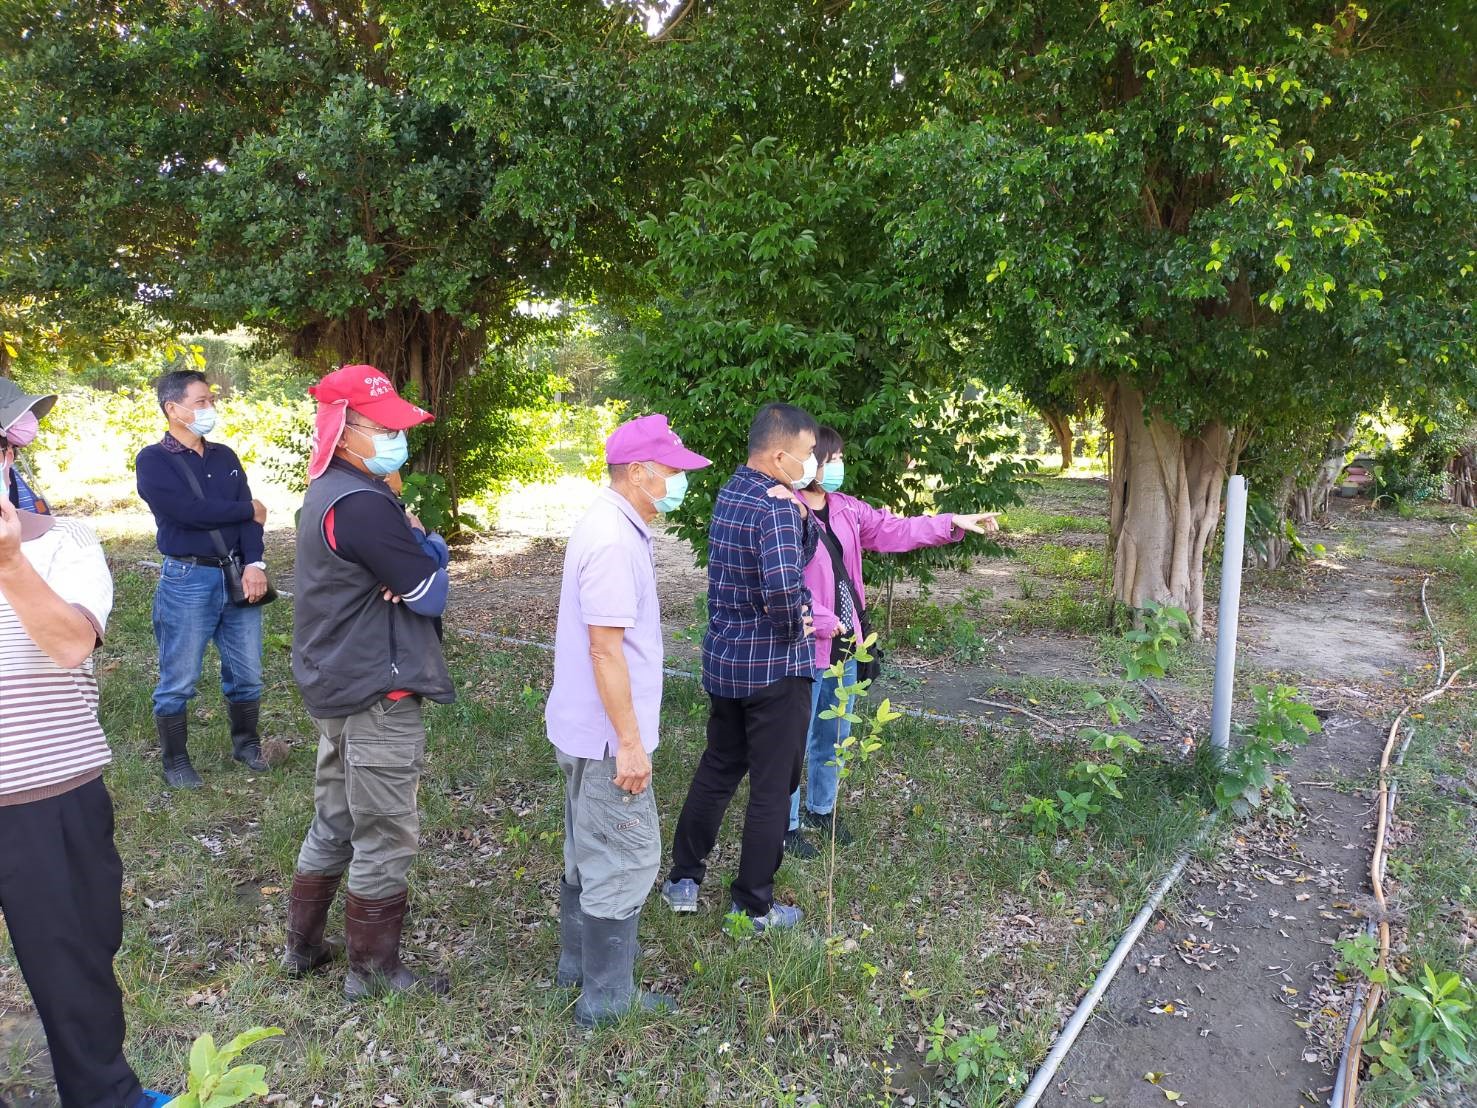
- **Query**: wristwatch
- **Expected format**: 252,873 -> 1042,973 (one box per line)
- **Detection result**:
248,561 -> 267,571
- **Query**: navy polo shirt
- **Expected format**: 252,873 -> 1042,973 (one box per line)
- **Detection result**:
135,433 -> 265,563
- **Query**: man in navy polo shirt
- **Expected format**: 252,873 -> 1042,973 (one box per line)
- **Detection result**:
136,370 -> 272,788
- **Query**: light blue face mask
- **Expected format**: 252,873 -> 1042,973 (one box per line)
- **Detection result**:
175,403 -> 216,437
643,464 -> 688,513
819,459 -> 845,493
354,429 -> 409,476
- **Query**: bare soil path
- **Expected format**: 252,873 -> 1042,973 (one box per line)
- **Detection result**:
1050,512 -> 1443,1108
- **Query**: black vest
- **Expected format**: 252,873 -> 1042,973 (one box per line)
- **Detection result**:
291,465 -> 456,717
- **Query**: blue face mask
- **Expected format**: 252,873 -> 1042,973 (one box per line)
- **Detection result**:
353,429 -> 409,476
819,459 -> 844,493
643,465 -> 688,513
175,404 -> 216,437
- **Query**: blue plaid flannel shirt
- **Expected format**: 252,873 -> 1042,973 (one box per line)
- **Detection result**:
702,466 -> 819,698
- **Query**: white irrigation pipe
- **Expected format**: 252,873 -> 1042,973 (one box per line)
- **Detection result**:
1329,574 -> 1459,1107
1014,816 -> 1217,1108
1210,475 -> 1249,750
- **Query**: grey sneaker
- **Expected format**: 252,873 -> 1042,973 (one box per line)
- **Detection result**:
661,878 -> 699,913
734,902 -> 804,934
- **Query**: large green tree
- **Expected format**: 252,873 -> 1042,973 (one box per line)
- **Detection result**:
618,139 -> 1026,557
868,1 -> 1476,628
600,1 -> 1474,629
0,1 -> 660,477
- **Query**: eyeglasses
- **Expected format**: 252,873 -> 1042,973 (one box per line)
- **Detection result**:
346,419 -> 393,436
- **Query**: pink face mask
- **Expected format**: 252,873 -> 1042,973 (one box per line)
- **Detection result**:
5,409 -> 39,447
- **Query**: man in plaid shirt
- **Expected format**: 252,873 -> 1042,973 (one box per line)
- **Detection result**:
663,403 -> 820,931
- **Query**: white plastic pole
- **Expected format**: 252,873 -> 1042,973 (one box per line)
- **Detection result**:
1210,475 -> 1248,750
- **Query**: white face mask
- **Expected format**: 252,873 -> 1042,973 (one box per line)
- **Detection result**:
781,450 -> 818,490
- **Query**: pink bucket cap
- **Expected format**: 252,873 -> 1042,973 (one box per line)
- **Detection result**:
605,414 -> 710,470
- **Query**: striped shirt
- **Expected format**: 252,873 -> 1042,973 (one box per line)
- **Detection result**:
0,515 -> 113,804
702,466 -> 819,698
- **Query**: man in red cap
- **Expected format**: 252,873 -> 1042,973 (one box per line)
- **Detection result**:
283,365 -> 455,1000
545,413 -> 708,1026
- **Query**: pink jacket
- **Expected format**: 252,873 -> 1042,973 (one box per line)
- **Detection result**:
804,491 -> 963,670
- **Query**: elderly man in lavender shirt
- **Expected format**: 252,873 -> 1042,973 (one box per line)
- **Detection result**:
545,414 -> 710,1027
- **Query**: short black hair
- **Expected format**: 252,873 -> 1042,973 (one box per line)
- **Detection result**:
747,402 -> 818,456
156,369 -> 208,414
814,425 -> 844,464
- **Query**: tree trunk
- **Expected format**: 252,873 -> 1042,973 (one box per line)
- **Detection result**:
1289,421 -> 1358,526
1039,406 -> 1074,470
1106,381 -> 1234,636
1250,473 -> 1298,571
1450,444 -> 1477,509
292,304 -> 486,476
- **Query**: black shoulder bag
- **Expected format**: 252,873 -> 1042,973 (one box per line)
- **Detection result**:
814,516 -> 883,684
167,453 -> 277,608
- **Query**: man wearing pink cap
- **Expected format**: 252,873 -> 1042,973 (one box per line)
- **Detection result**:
545,413 -> 709,1026
283,365 -> 455,1000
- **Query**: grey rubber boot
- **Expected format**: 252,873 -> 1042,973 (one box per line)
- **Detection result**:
556,879 -> 583,988
573,909 -> 676,1028
228,699 -> 269,772
156,713 -> 203,789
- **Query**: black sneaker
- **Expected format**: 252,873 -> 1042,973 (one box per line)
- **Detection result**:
783,830 -> 819,859
802,809 -> 854,846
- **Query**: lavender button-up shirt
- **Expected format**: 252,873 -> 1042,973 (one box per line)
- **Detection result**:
546,488 -> 665,759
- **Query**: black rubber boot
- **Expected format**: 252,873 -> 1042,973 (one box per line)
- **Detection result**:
343,891 -> 449,1001
228,700 -> 269,772
573,910 -> 675,1028
282,871 -> 343,977
556,879 -> 583,988
156,713 -> 203,789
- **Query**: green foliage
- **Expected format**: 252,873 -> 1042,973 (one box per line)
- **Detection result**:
1123,602 -> 1192,680
1019,793 -> 1062,836
1246,489 -> 1325,566
817,632 -> 899,951
399,473 -> 457,535
1337,932 -> 1386,985
1055,789 -> 1103,831
874,2 -> 1477,436
722,910 -> 757,941
0,2 -> 651,494
924,1015 -> 1023,1094
617,139 -> 1026,571
1360,964 -> 1477,1091
1212,685 -> 1322,818
890,598 -> 993,663
173,1026 -> 283,1108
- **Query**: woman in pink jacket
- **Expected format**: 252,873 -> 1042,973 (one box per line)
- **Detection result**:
787,426 -> 998,857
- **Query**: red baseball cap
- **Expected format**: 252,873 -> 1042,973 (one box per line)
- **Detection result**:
306,365 -> 432,481
605,414 -> 710,470
309,365 -> 433,430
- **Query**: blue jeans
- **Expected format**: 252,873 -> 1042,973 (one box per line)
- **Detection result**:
151,558 -> 264,717
789,660 -> 856,831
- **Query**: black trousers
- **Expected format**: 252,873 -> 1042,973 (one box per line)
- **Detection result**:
0,778 -> 143,1108
669,676 -> 813,915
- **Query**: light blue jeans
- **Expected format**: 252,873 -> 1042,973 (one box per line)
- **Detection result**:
151,558 -> 264,717
789,660 -> 857,831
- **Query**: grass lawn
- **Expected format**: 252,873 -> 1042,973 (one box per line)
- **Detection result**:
1,538 -> 1219,1106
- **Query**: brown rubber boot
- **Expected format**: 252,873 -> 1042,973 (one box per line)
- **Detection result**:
282,871 -> 343,977
343,890 -> 449,1001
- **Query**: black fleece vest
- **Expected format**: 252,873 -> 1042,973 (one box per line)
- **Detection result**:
291,465 -> 455,717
